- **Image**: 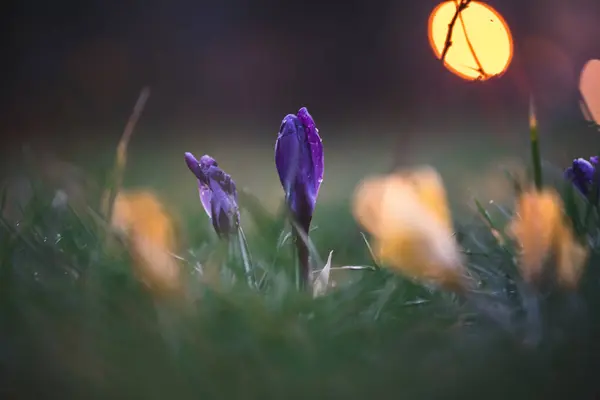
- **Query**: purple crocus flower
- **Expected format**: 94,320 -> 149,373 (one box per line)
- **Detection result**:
274,106 -> 324,289
565,157 -> 597,196
275,107 -> 324,222
185,152 -> 240,238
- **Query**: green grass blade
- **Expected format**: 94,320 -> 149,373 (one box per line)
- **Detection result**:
289,217 -> 323,268
473,198 -> 517,272
529,97 -> 543,190
360,232 -> 381,269
562,181 -> 584,238
103,87 -> 150,224
236,226 -> 257,289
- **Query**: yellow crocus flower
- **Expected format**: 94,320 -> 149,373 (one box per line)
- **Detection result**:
509,188 -> 588,289
352,166 -> 467,291
110,190 -> 182,297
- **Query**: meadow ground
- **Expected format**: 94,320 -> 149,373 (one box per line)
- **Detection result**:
1,118 -> 600,400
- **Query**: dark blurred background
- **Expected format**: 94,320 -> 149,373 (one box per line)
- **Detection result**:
2,0 -> 600,211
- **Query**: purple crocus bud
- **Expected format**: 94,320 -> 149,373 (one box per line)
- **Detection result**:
590,156 -> 599,165
274,106 -> 324,289
565,157 -> 595,195
184,152 -> 240,238
275,107 -> 324,221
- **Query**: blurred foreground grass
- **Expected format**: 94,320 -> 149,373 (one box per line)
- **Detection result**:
2,99 -> 600,399
2,156 -> 600,400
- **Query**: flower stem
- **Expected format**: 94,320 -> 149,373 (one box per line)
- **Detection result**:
293,220 -> 311,292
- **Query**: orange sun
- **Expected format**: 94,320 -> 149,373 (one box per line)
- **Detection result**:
428,1 -> 514,81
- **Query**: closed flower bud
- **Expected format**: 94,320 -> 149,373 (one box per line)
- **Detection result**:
185,152 -> 240,238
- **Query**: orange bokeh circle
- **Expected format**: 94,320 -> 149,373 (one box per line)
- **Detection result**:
428,1 -> 514,81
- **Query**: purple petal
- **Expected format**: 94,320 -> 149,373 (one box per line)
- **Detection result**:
205,164 -> 238,203
297,107 -> 324,197
207,173 -> 240,237
564,167 -> 574,180
186,152 -> 239,227
186,152 -> 211,216
274,109 -> 325,221
185,152 -> 203,179
573,158 -> 595,181
565,158 -> 596,196
199,154 -> 218,169
275,114 -> 318,217
198,179 -> 212,217
275,114 -> 303,195
590,156 -> 599,165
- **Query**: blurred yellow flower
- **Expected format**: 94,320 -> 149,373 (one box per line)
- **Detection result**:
508,188 -> 588,289
352,166 -> 467,291
555,224 -> 589,289
110,190 -> 182,296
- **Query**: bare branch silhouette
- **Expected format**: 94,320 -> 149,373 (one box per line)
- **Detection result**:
457,8 -> 489,79
440,0 -> 472,63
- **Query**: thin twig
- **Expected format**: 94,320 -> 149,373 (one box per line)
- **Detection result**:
457,6 -> 488,79
440,0 -> 472,63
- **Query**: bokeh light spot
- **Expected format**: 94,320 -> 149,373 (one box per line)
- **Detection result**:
428,1 -> 514,81
579,59 -> 600,125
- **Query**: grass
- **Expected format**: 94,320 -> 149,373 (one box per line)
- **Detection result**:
2,113 -> 600,399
